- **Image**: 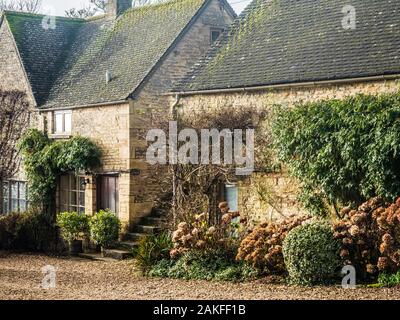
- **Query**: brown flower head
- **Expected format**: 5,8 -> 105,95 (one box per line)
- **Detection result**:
366,264 -> 377,274
340,249 -> 350,258
377,257 -> 389,271
382,233 -> 394,244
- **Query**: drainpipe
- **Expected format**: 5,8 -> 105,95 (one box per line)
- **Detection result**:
170,94 -> 181,227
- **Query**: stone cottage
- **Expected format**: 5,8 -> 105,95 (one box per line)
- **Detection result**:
0,0 -> 236,227
172,0 -> 400,223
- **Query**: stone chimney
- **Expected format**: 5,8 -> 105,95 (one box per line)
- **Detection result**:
107,0 -> 133,19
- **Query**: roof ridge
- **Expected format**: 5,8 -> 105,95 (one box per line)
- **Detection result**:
3,10 -> 85,22
176,0 -> 400,93
173,0 -> 260,91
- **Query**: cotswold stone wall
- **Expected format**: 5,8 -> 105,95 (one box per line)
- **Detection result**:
177,79 -> 400,223
0,21 -> 33,101
127,0 -> 235,220
0,20 -> 37,182
34,0 -> 235,226
41,102 -> 133,223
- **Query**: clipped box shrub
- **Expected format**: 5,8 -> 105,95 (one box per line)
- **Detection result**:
89,209 -> 121,249
56,212 -> 90,244
283,221 -> 341,285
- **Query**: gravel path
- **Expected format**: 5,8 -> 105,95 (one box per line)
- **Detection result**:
0,253 -> 399,300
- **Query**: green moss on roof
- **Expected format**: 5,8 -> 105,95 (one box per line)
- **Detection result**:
42,0 -> 208,108
2,0 -> 209,108
179,0 -> 400,92
4,10 -> 86,105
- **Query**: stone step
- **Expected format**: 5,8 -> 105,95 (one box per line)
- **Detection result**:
77,253 -> 116,263
143,216 -> 167,226
102,249 -> 132,260
118,241 -> 139,250
123,232 -> 146,242
133,225 -> 161,235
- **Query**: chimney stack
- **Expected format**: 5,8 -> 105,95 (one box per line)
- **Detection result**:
107,0 -> 133,19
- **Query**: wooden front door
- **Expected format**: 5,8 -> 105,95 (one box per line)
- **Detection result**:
98,176 -> 119,215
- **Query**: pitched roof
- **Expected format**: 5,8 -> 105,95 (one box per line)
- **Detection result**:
3,12 -> 84,106
2,0 -> 211,108
177,0 -> 400,93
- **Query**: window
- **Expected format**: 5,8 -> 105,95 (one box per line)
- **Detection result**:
2,181 -> 28,214
59,174 -> 85,214
211,28 -> 223,44
225,184 -> 238,212
54,110 -> 72,134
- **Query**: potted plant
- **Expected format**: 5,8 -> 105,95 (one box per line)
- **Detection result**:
89,209 -> 121,255
56,212 -> 90,255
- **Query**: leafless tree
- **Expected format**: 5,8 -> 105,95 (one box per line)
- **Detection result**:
0,90 -> 30,182
65,6 -> 97,19
0,0 -> 41,13
65,0 -> 168,18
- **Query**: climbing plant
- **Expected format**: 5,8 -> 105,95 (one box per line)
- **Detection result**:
272,91 -> 400,217
18,129 -> 102,216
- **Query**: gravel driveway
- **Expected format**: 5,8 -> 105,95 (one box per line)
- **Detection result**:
0,253 -> 399,300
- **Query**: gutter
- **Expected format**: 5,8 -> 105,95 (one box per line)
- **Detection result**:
37,99 -> 127,113
168,74 -> 400,97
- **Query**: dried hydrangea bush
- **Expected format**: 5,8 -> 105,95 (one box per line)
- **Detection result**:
236,215 -> 309,274
333,197 -> 400,280
170,202 -> 247,259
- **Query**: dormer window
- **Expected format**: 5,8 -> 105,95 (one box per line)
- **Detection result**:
54,110 -> 72,135
211,28 -> 224,44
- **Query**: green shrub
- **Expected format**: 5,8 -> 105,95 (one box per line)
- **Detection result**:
148,249 -> 258,282
19,129 -> 101,213
272,92 -> 400,216
0,213 -> 23,250
148,259 -> 176,278
0,210 -> 57,252
133,232 -> 173,273
283,221 -> 341,285
378,271 -> 400,287
89,209 -> 121,248
56,212 -> 89,244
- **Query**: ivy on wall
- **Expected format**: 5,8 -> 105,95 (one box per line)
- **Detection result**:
18,129 -> 102,216
272,91 -> 400,217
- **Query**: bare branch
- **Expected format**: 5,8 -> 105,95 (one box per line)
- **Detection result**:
0,0 -> 41,13
0,90 -> 31,180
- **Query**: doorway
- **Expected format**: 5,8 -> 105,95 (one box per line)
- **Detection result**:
98,175 -> 119,215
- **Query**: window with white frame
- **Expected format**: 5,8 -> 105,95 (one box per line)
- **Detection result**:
54,110 -> 72,134
59,174 -> 86,214
2,180 -> 28,214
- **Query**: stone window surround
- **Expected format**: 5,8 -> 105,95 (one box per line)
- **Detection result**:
53,110 -> 72,136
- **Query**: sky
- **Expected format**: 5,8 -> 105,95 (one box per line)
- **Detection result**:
41,0 -> 252,16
